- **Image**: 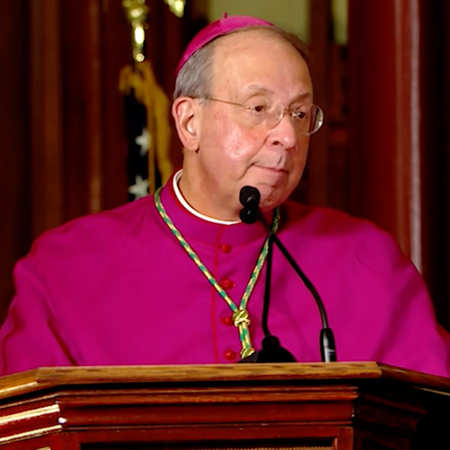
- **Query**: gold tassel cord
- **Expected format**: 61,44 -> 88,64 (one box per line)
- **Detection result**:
164,0 -> 186,18
122,0 -> 149,63
119,62 -> 173,194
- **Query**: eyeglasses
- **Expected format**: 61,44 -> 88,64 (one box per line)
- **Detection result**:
200,97 -> 324,135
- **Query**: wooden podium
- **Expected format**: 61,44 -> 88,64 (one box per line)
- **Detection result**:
0,362 -> 449,449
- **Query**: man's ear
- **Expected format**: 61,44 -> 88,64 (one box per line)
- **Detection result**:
172,97 -> 200,152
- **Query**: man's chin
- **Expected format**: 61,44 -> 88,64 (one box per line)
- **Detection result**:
256,184 -> 292,209
259,193 -> 287,212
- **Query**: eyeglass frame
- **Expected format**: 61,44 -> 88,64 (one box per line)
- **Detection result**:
197,96 -> 324,136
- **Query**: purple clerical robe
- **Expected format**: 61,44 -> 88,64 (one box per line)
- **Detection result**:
1,180 -> 449,377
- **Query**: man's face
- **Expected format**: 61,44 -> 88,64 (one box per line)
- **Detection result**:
186,29 -> 313,219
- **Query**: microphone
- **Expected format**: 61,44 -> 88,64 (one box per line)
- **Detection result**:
238,186 -> 337,363
239,186 -> 295,362
239,186 -> 260,224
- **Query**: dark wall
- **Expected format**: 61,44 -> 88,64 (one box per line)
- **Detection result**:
348,0 -> 450,328
0,1 -> 31,323
0,0 -> 186,325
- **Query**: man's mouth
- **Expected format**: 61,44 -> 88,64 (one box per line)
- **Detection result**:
254,165 -> 288,174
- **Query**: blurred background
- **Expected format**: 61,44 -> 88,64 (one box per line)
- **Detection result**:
0,0 -> 449,330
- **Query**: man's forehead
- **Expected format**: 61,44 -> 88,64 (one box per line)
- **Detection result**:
209,33 -> 312,101
213,28 -> 306,64
212,31 -> 310,76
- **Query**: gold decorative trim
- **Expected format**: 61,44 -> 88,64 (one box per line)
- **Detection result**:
418,386 -> 450,396
0,404 -> 60,427
122,0 -> 149,62
0,425 -> 62,445
164,0 -> 186,17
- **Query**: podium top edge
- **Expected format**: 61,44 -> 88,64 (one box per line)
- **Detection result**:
0,362 -> 449,400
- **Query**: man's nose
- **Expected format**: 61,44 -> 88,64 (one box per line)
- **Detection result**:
268,111 -> 297,148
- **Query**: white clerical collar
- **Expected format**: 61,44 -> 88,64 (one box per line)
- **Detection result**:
173,170 -> 240,225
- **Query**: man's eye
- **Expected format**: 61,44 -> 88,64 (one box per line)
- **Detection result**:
251,105 -> 267,114
293,110 -> 307,120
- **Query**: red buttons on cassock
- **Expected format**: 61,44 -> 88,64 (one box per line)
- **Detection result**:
224,349 -> 237,361
220,279 -> 235,289
220,243 -> 232,253
220,315 -> 234,326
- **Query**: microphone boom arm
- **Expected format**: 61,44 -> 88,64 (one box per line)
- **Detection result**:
257,210 -> 337,363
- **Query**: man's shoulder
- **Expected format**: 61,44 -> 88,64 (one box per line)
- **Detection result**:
281,201 -> 380,235
27,196 -> 158,260
280,201 -> 401,256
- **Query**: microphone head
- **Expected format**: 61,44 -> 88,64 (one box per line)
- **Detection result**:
239,206 -> 258,224
239,186 -> 260,208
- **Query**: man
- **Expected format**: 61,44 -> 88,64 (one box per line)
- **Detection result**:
1,15 -> 449,377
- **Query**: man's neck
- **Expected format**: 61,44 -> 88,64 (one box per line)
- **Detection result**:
173,170 -> 241,225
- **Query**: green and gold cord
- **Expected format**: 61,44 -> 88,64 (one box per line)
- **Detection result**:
154,187 -> 279,358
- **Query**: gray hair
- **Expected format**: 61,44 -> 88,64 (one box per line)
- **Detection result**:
173,42 -> 215,100
173,26 -> 310,100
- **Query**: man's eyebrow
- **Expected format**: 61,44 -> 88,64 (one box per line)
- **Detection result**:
243,85 -> 274,95
292,92 -> 313,102
242,86 -> 313,102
